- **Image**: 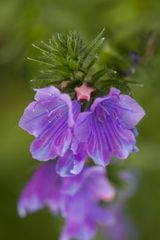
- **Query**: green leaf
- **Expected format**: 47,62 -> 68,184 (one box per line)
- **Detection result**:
82,28 -> 105,61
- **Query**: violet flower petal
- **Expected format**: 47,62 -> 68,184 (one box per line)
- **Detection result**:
55,100 -> 87,177
18,164 -> 116,240
60,218 -> 97,240
104,205 -> 137,240
73,87 -> 145,166
56,143 -> 87,177
18,161 -> 61,217
19,86 -> 74,161
82,167 -> 115,202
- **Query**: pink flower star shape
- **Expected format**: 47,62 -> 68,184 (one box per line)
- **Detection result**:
75,82 -> 95,101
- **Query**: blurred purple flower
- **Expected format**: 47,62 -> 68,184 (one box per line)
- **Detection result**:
124,51 -> 140,76
72,87 -> 145,166
101,170 -> 138,240
103,204 -> 137,240
18,161 -> 62,217
118,170 -> 138,201
129,51 -> 140,66
18,162 -> 115,240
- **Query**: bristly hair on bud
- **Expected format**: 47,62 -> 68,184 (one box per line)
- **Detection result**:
29,29 -> 105,89
28,28 -> 141,97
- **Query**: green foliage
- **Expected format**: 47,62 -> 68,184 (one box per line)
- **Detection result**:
29,28 -> 141,96
29,29 -> 105,89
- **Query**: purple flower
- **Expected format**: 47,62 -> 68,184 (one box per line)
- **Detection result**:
56,101 -> 88,177
60,167 -> 115,240
72,87 -> 145,167
19,87 -> 88,176
101,170 -> 138,240
19,86 -> 145,176
129,51 -> 140,66
103,204 -> 137,240
18,161 -> 62,217
18,162 -> 115,240
19,86 -> 74,161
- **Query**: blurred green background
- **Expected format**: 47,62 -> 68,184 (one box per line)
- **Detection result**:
0,0 -> 160,239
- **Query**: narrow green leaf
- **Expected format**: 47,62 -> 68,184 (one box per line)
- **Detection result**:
82,28 -> 105,60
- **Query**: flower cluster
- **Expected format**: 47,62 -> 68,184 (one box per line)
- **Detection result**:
18,162 -> 115,240
19,85 -> 144,176
18,30 -> 145,240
